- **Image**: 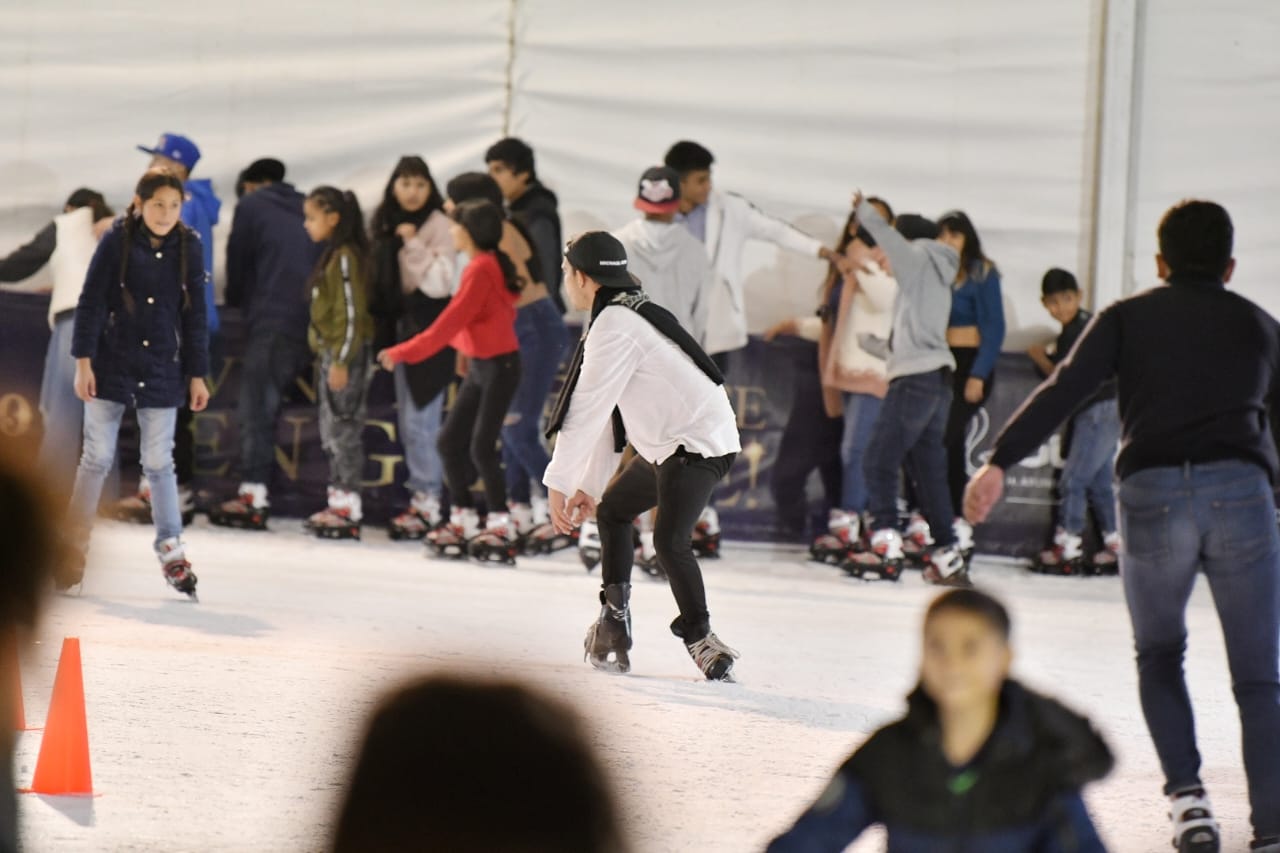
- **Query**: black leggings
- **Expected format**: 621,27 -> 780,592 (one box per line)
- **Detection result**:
943,346 -> 994,513
437,352 -> 521,512
596,448 -> 735,641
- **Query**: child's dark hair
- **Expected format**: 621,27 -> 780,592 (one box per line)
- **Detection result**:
1041,268 -> 1079,297
937,209 -> 993,281
484,137 -> 537,181
309,186 -> 370,276
65,188 -> 113,222
925,589 -> 1012,641
370,156 -> 445,238
332,674 -> 628,853
120,169 -> 191,315
663,140 -> 714,175
455,200 -> 524,294
1158,199 -> 1233,279
894,213 -> 940,241
445,171 -> 504,208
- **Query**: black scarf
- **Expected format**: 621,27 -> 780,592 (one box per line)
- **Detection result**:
370,206 -> 455,407
545,288 -> 724,450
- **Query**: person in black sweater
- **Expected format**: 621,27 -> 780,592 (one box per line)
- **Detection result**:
965,200 -> 1280,853
485,137 -> 565,313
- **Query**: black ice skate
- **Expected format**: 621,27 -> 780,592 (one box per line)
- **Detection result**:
1169,788 -> 1219,853
520,521 -> 578,556
671,617 -> 738,682
584,583 -> 632,673
208,483 -> 269,531
578,519 -> 602,571
692,507 -> 721,558
843,528 -> 904,581
389,492 -> 441,541
158,538 -> 198,600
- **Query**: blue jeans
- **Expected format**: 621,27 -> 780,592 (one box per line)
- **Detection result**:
840,392 -> 882,514
502,298 -> 569,505
1058,398 -> 1120,534
864,369 -> 955,546
394,363 -> 445,498
1119,460 -> 1280,839
70,400 -> 183,551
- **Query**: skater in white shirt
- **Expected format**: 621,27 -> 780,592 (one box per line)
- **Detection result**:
544,232 -> 742,681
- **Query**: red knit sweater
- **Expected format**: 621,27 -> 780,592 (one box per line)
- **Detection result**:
386,253 -> 519,364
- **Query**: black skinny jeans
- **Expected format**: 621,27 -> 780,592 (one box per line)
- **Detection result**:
596,448 -> 736,641
437,352 -> 521,512
944,346 -> 994,514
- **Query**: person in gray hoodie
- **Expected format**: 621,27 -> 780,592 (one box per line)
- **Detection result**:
844,194 -> 968,586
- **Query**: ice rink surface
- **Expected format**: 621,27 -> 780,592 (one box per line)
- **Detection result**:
16,520 -> 1250,852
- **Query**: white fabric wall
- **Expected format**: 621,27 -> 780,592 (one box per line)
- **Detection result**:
1128,0 -> 1280,316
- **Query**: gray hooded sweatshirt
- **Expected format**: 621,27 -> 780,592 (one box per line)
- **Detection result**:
856,201 -> 959,380
612,218 -> 715,345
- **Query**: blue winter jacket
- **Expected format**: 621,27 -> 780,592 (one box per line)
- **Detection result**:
182,178 -> 221,334
71,218 -> 210,409
767,681 -> 1113,853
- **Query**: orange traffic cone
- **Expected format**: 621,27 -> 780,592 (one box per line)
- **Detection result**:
21,637 -> 92,795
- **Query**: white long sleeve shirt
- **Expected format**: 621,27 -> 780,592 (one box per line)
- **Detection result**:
543,307 -> 742,500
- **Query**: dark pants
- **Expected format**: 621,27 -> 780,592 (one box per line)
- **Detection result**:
944,346 -> 994,513
502,298 -> 569,505
1118,460 -> 1280,840
864,369 -> 956,546
770,352 -> 842,538
596,449 -> 736,641
238,334 -> 310,485
438,352 -> 521,511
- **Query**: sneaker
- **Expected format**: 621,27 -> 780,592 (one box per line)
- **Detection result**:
672,618 -> 738,681
923,545 -> 972,587
1169,788 -> 1219,853
1036,527 -> 1084,575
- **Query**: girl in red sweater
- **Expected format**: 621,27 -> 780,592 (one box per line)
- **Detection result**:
378,200 -> 524,561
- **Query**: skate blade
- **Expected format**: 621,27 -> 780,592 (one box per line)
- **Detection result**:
209,515 -> 268,531
313,527 -> 360,540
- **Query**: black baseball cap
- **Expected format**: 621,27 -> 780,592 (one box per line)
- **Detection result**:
565,232 -> 638,289
634,166 -> 681,214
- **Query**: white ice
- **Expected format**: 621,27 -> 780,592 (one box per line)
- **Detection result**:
16,520 -> 1250,852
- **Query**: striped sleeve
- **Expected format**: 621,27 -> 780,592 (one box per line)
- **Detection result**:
337,252 -> 356,363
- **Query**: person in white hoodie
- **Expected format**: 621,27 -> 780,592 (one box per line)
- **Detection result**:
0,189 -> 114,493
663,140 -> 842,548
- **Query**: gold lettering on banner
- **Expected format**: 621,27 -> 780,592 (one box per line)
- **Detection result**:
741,440 -> 766,491
204,357 -> 237,399
363,419 -> 401,488
731,386 -> 768,431
192,412 -> 231,476
296,372 -> 317,405
276,416 -> 310,481
0,394 -> 36,437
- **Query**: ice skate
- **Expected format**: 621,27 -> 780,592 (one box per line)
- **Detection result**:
305,487 -> 362,540
578,519 -> 602,571
692,506 -> 721,558
157,537 -> 198,600
467,511 -> 519,566
901,511 -> 934,567
584,583 -> 632,674
55,533 -> 88,593
922,544 -> 972,587
671,617 -> 738,682
635,527 -> 666,581
208,482 -> 270,531
952,516 -> 976,562
1032,528 -> 1084,576
843,527 -> 904,581
1087,531 -> 1121,576
109,477 -> 196,526
521,521 -> 579,556
1169,788 -> 1219,853
388,491 -> 441,541
810,509 -> 861,565
1250,837 -> 1280,852
426,507 -> 479,559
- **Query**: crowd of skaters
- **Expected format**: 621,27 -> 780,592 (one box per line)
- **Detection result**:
0,128 -> 1278,850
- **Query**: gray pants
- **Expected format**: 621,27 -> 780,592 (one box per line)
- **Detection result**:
317,349 -> 371,492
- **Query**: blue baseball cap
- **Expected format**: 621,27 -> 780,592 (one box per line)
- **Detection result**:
137,133 -> 201,169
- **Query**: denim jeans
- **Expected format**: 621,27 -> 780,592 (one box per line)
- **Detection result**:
864,369 -> 955,546
37,312 -> 109,498
238,333 -> 310,485
317,349 -> 372,492
502,298 -> 568,505
1058,398 -> 1120,534
393,364 -> 445,498
70,399 -> 182,551
840,392 -> 883,514
1119,460 -> 1280,839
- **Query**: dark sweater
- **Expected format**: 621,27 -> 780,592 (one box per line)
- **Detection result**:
1045,308 -> 1116,409
991,275 -> 1280,481
508,182 -> 564,312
